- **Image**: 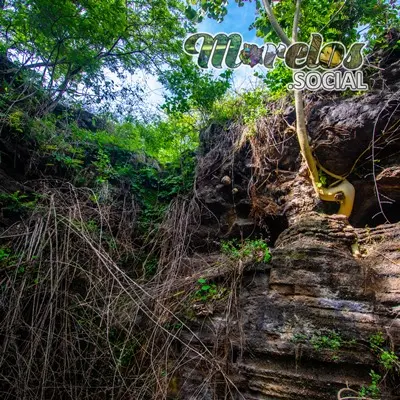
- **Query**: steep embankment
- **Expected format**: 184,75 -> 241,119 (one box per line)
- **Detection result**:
175,58 -> 400,399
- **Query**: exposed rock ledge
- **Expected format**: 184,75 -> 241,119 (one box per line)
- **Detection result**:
179,213 -> 400,399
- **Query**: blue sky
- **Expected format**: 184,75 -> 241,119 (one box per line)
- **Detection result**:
198,1 -> 260,43
142,1 -> 264,115
197,1 -> 265,91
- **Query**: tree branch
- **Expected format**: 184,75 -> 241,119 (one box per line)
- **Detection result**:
99,49 -> 147,59
289,0 -> 355,217
20,59 -> 68,69
261,0 -> 291,46
292,0 -> 302,42
97,36 -> 123,59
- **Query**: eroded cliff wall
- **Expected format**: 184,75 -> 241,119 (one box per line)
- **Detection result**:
176,59 -> 400,399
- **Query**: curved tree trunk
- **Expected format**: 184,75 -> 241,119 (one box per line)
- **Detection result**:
294,90 -> 355,217
262,0 -> 355,217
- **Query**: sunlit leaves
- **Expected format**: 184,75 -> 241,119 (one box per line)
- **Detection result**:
159,56 -> 232,114
0,0 -> 189,109
251,0 -> 399,46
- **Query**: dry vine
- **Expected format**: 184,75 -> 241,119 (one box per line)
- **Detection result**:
0,182 -> 246,399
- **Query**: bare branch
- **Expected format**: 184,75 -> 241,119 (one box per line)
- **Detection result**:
292,0 -> 302,42
261,0 -> 291,46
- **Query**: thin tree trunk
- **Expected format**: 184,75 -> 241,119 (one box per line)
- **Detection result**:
261,0 -> 291,46
262,0 -> 355,217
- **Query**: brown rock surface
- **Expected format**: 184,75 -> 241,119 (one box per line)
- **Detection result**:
179,214 -> 400,399
193,58 -> 400,233
181,57 -> 400,397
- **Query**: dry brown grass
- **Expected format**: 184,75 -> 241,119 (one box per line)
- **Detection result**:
0,183 -> 245,399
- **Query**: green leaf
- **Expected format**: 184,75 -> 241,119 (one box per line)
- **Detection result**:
185,6 -> 197,20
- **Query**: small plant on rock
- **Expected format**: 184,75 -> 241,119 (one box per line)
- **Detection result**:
194,278 -> 227,302
310,330 -> 343,352
369,331 -> 400,372
359,370 -> 381,399
355,332 -> 399,399
221,238 -> 271,263
297,329 -> 357,363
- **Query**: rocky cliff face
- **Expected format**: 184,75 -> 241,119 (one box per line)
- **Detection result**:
180,214 -> 399,399
178,59 -> 400,399
194,58 -> 400,239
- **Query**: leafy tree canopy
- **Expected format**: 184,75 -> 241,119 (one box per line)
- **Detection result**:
0,0 -> 190,109
188,0 -> 399,47
159,56 -> 233,115
251,0 -> 400,47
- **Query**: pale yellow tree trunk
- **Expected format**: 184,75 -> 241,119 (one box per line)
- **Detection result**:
262,0 -> 355,217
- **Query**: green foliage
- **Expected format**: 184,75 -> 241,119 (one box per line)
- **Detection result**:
0,0 -> 189,109
0,247 -> 11,263
18,108 -> 198,234
186,0 -> 254,23
252,0 -> 399,46
357,332 -> 400,398
85,219 -> 99,234
160,56 -> 232,115
292,329 -> 357,362
8,111 -> 26,133
194,278 -> 227,302
75,115 -> 198,166
29,109 -> 197,192
317,170 -> 328,189
310,330 -> 343,351
0,246 -> 27,276
54,154 -> 84,170
0,191 -> 38,214
221,238 -> 272,263
291,333 -> 309,343
379,349 -> 399,370
369,332 -> 399,371
359,1 -> 400,51
132,157 -> 195,231
31,110 -> 198,173
211,87 -> 270,126
92,149 -> 116,184
145,113 -> 199,164
359,370 -> 381,399
240,89 -> 270,127
369,331 -> 386,351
